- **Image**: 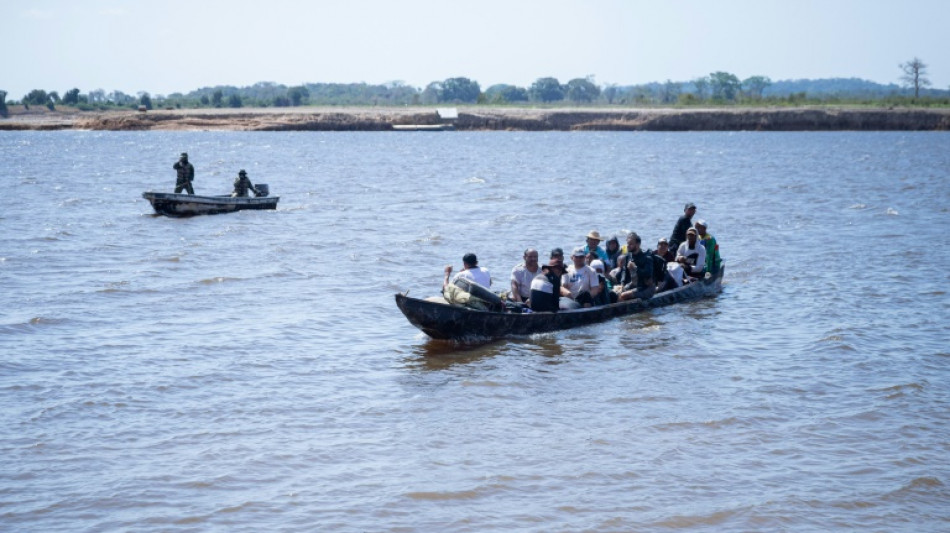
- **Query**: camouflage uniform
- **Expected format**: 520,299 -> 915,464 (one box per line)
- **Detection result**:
232,170 -> 258,197
173,153 -> 195,195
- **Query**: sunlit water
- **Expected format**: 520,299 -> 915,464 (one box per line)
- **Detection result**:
1,131 -> 948,532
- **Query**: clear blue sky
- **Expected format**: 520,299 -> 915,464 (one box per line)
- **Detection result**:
4,0 -> 948,99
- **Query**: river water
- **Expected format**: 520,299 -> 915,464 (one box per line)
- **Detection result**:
1,131 -> 948,532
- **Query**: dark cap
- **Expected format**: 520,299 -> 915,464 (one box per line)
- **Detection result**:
685,202 -> 696,210
239,169 -> 247,176
542,260 -> 564,272
180,152 -> 188,158
550,247 -> 564,258
462,253 -> 478,265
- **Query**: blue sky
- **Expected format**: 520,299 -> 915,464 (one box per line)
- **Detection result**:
4,0 -> 948,99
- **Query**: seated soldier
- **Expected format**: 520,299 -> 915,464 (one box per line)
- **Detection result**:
232,169 -> 259,197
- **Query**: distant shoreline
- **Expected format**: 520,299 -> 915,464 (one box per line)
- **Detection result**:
2,106 -> 949,131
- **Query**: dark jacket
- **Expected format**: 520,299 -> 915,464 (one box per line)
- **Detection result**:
173,161 -> 194,183
618,249 -> 654,290
669,214 -> 692,250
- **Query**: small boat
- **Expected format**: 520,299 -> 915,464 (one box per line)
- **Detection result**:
396,267 -> 724,341
142,185 -> 278,217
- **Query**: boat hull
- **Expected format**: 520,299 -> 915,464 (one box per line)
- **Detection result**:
396,267 -> 724,341
142,192 -> 279,217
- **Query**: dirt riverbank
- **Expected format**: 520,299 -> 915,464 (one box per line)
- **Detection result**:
2,105 -> 949,131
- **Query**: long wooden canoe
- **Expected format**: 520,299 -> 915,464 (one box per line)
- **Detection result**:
396,266 -> 724,341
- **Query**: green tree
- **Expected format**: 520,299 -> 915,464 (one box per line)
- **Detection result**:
25,89 -> 50,106
440,77 -> 480,103
741,76 -> 772,100
139,92 -> 153,110
288,85 -> 310,106
603,84 -> 619,104
200,94 -> 210,106
228,94 -> 243,108
62,88 -> 81,105
691,77 -> 709,101
565,77 -> 601,103
708,71 -> 740,101
0,90 -> 8,117
660,80 -> 681,104
212,89 -> 223,107
530,77 -> 564,102
899,57 -> 931,98
485,84 -> 529,103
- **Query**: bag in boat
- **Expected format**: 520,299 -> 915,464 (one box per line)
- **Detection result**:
444,278 -> 503,312
666,262 -> 685,288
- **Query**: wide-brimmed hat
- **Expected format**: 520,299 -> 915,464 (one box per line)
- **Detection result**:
586,230 -> 602,241
542,259 -> 564,272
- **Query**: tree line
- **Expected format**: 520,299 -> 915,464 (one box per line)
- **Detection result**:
2,59 -> 945,116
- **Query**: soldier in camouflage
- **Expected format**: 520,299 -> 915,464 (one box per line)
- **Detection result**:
173,152 -> 195,194
232,169 -> 259,197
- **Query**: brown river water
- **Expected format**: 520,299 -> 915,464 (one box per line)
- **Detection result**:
1,131 -> 948,531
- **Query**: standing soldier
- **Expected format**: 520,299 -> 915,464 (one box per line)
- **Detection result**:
231,169 -> 259,197
173,152 -> 195,194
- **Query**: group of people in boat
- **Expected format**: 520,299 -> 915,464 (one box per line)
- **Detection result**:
443,202 -> 721,313
172,152 -> 263,197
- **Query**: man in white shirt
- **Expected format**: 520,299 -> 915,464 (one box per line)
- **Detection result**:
560,247 -> 602,309
444,252 -> 491,290
509,248 -> 541,304
676,227 -> 707,279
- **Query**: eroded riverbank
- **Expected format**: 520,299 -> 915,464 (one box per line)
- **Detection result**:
2,105 -> 949,131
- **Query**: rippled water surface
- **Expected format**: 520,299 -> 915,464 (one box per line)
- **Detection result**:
2,131 -> 949,532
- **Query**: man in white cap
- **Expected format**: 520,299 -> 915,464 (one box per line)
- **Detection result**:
676,227 -> 706,279
694,219 -> 721,275
560,247 -> 602,309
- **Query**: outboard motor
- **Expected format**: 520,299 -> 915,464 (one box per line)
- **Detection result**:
255,183 -> 269,197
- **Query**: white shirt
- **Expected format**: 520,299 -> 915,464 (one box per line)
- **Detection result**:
562,264 -> 599,299
676,242 -> 706,275
510,262 -> 542,299
452,266 -> 492,288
